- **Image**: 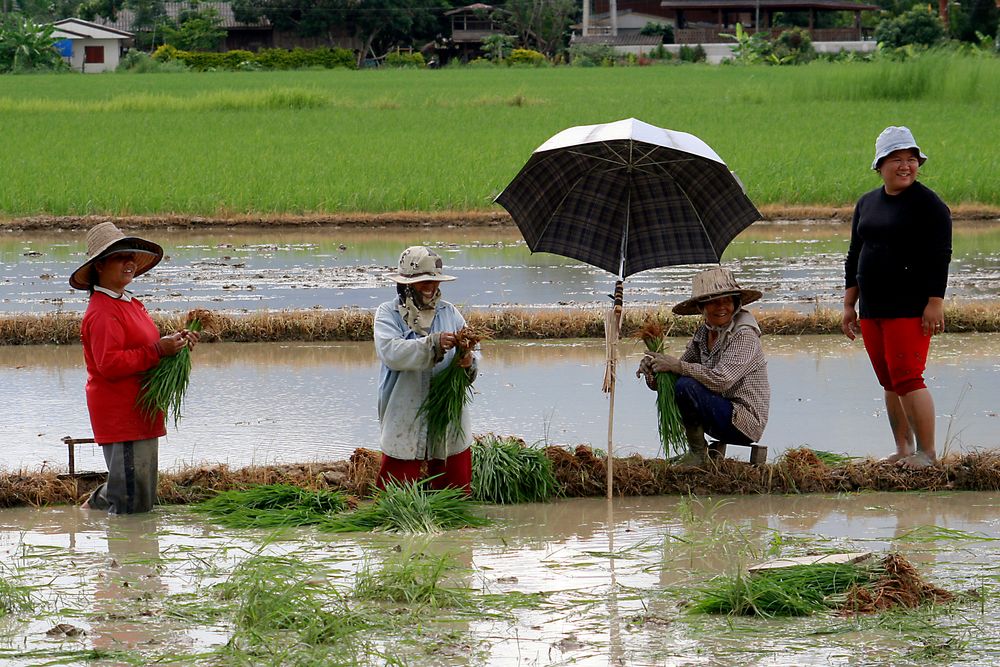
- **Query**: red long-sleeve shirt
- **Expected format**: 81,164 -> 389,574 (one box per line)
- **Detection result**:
81,292 -> 166,444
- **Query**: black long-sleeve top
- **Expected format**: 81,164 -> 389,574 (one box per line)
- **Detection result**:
844,181 -> 952,319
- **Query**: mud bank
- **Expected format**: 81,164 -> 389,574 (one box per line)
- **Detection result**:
2,205 -> 999,230
4,447 -> 1000,510
5,304 -> 1000,345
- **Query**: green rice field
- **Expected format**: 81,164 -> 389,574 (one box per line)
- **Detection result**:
1,53 -> 999,217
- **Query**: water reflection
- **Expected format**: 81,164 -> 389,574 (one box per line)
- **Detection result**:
1,491 -> 1000,666
3,222 -> 1000,313
2,335 -> 998,473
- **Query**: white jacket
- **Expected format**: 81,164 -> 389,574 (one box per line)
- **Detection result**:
374,299 -> 479,460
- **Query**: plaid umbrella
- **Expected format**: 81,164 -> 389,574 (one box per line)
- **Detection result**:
495,118 -> 762,498
495,117 -> 761,278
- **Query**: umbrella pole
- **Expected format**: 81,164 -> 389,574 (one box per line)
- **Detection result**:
605,280 -> 623,500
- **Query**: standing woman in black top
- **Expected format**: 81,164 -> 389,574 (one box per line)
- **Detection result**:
842,126 -> 952,469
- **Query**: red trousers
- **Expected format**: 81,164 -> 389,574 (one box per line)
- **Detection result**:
376,448 -> 472,496
859,317 -> 930,396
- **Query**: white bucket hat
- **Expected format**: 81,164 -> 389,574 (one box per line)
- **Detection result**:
389,246 -> 456,284
69,222 -> 163,290
672,266 -> 762,316
871,126 -> 927,171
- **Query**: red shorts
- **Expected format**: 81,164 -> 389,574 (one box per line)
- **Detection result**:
376,448 -> 472,496
859,317 -> 930,396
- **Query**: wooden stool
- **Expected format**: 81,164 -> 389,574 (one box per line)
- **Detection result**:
59,436 -> 102,497
707,440 -> 768,465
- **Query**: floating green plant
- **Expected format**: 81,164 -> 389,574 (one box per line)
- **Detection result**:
192,483 -> 350,529
472,434 -> 561,504
320,479 -> 489,534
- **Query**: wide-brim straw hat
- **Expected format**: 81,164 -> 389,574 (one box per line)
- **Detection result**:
672,266 -> 762,315
389,245 -> 456,284
69,222 -> 163,290
871,125 -> 927,171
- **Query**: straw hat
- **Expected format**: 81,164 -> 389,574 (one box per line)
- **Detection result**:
871,126 -> 927,171
672,266 -> 762,315
69,222 -> 163,290
389,246 -> 456,284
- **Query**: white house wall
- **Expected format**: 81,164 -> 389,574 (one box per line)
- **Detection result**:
68,39 -> 122,73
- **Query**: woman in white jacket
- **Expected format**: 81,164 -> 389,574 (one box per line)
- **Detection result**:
373,246 -> 478,494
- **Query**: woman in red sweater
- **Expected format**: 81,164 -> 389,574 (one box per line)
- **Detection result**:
70,222 -> 197,514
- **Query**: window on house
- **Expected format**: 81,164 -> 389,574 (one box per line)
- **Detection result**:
84,46 -> 105,64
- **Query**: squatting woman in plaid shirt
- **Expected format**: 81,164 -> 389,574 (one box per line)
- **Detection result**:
639,267 -> 770,467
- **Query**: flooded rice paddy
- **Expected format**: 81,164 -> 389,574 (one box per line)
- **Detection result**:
3,222 -> 1000,313
2,491 -> 1000,666
3,334 -> 999,473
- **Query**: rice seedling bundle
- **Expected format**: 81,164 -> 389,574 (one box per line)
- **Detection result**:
137,309 -> 213,427
321,479 -> 489,534
635,320 -> 686,457
192,483 -> 349,529
417,326 -> 487,455
472,434 -> 561,504
689,562 -> 874,618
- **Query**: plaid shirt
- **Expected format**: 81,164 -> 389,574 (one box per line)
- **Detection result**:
677,310 -> 770,442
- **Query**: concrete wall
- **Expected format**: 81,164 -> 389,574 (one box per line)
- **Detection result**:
67,39 -> 122,73
662,39 -> 875,64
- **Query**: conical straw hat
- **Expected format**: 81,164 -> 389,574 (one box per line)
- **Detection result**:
69,222 -> 163,290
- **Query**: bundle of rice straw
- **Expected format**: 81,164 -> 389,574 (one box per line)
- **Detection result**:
417,326 -> 487,455
138,309 -> 212,427
636,320 -> 685,458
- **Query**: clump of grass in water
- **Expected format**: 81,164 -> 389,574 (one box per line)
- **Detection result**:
635,320 -> 686,458
191,483 -> 350,529
472,433 -> 561,504
690,561 -> 874,618
0,574 -> 33,617
417,326 -> 487,455
321,479 -> 488,534
137,309 -> 213,427
354,549 -> 473,608
219,555 -> 378,653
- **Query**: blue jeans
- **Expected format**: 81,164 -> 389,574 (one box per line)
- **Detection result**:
674,377 -> 753,445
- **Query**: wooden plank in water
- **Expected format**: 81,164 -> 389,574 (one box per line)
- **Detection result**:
748,552 -> 873,573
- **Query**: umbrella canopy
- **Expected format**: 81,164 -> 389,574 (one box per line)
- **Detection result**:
495,117 -> 761,278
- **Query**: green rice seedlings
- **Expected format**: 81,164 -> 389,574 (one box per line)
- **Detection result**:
809,449 -> 859,466
321,479 -> 489,534
220,555 -> 369,648
0,574 -> 33,617
635,320 -> 686,458
192,483 -> 350,529
689,562 -> 874,618
137,309 -> 211,427
354,550 -> 473,608
471,434 -> 561,504
417,327 -> 486,456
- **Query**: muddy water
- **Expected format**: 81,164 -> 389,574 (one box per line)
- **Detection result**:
1,491 -> 999,666
3,222 -> 1000,313
2,335 -> 998,473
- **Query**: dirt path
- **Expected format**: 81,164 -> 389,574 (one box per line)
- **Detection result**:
3,205 -> 998,230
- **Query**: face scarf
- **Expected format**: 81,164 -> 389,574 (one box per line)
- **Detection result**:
397,285 -> 441,335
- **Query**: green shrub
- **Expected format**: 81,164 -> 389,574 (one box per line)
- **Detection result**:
162,47 -> 356,71
875,5 -> 947,49
569,42 -> 615,66
151,44 -> 179,62
679,44 -> 707,63
385,50 -> 425,68
773,27 -> 816,64
116,50 -> 189,73
507,48 -> 546,66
